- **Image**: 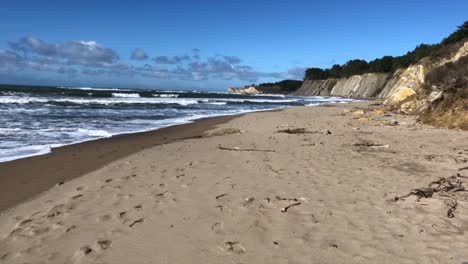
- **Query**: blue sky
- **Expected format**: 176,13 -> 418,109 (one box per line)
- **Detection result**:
0,0 -> 466,91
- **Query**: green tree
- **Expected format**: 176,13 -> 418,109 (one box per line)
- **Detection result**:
305,68 -> 328,80
368,56 -> 394,73
441,21 -> 468,45
340,60 -> 369,78
327,64 -> 342,78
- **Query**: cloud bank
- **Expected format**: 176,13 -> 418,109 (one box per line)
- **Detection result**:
0,36 -> 304,85
130,48 -> 149,60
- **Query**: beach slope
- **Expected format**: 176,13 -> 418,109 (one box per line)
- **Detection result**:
1,102 -> 467,264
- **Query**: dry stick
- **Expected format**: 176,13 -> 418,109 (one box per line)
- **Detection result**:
275,196 -> 298,202
129,218 -> 144,227
216,193 -> 228,199
217,146 -> 276,152
155,191 -> 168,198
267,165 -> 280,174
281,202 -> 301,213
277,128 -> 310,134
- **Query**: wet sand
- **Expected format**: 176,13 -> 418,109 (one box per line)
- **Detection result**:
0,115 -> 237,210
0,102 -> 467,264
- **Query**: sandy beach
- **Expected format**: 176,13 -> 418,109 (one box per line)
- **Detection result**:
1,102 -> 467,264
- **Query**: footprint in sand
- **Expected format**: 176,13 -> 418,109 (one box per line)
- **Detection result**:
211,221 -> 224,233
224,241 -> 246,254
97,214 -> 112,223
118,205 -> 145,228
97,239 -> 112,250
71,240 -> 112,263
46,204 -> 73,219
120,173 -> 138,181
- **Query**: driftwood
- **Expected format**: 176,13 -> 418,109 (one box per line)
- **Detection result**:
281,202 -> 301,213
277,128 -> 311,134
215,193 -> 228,199
394,174 -> 466,218
217,146 -> 275,152
277,128 -> 331,135
129,218 -> 144,227
267,165 -> 280,174
354,142 -> 390,148
275,196 -> 298,202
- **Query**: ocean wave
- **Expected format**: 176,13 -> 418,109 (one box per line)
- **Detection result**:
206,102 -> 227,105
0,128 -> 22,136
251,93 -> 286,97
112,93 -> 141,98
0,96 -> 199,106
152,94 -> 179,98
60,86 -> 124,91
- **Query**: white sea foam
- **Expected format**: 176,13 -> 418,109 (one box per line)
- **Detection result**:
112,93 -> 141,98
152,94 -> 179,98
252,93 -> 286,97
0,145 -> 53,162
0,96 -> 199,106
0,128 -> 21,136
60,86 -> 124,91
76,128 -> 113,138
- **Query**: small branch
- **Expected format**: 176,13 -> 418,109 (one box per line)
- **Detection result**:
154,191 -> 168,198
216,193 -> 229,199
129,218 -> 144,227
275,196 -> 298,202
281,202 -> 301,213
267,165 -> 280,174
217,146 -> 275,152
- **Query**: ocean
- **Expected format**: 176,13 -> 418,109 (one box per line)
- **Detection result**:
0,85 -> 353,162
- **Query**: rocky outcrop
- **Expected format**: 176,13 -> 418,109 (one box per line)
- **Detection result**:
227,86 -> 262,94
294,73 -> 389,98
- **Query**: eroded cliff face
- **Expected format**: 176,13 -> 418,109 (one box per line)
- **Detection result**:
294,40 -> 468,129
382,41 -> 468,114
294,79 -> 337,96
391,43 -> 468,130
294,73 -> 389,98
331,73 -> 389,98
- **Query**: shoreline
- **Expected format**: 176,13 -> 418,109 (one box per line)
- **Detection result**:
0,114 -> 240,211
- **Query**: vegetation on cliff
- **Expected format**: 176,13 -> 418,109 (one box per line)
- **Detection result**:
256,80 -> 303,93
304,21 -> 468,80
418,55 -> 468,130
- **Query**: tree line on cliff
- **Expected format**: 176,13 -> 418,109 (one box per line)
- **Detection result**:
305,21 -> 468,80
256,80 -> 303,92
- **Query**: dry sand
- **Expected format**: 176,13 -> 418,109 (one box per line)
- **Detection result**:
0,102 -> 467,264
